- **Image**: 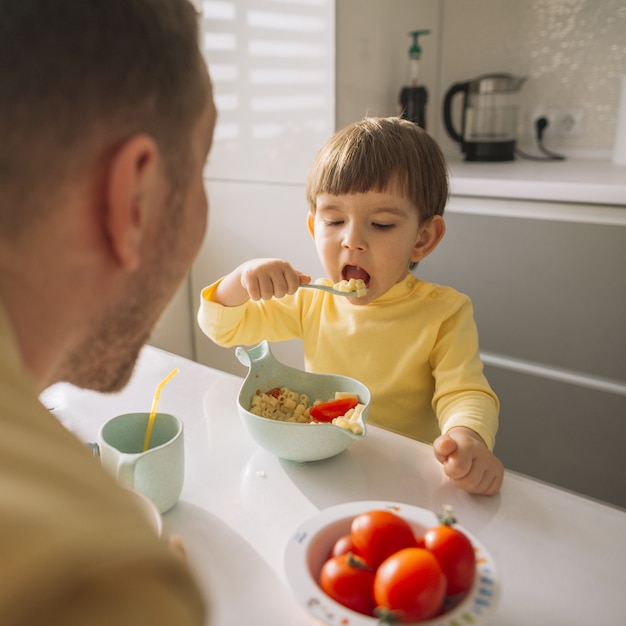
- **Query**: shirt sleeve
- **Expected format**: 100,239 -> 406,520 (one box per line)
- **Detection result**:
197,279 -> 304,347
429,294 -> 499,450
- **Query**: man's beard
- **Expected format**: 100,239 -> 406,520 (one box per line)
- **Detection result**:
56,232 -> 183,393
57,274 -> 165,392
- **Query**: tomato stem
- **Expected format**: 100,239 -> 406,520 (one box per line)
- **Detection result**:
373,607 -> 400,624
438,504 -> 457,526
347,552 -> 374,571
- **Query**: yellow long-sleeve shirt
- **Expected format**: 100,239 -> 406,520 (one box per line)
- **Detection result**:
198,274 -> 499,448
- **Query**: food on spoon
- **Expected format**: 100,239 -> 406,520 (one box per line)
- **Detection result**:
249,387 -> 365,434
333,278 -> 368,297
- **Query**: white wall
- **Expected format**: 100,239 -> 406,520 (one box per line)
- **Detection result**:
335,0 -> 441,130
149,280 -> 195,359
337,0 -> 626,155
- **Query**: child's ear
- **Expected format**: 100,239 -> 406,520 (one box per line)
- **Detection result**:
307,212 -> 315,238
410,215 -> 446,264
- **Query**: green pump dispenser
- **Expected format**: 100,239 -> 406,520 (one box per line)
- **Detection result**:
400,30 -> 431,128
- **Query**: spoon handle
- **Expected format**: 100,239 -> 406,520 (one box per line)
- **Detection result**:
299,283 -> 362,297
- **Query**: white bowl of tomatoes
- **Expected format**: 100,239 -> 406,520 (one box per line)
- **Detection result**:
284,500 -> 499,625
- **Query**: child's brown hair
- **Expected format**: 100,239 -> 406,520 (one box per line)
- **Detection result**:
306,117 -> 449,222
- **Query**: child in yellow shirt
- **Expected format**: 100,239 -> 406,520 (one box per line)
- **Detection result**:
199,117 -> 503,495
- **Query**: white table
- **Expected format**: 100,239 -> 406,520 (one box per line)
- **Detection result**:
43,346 -> 626,626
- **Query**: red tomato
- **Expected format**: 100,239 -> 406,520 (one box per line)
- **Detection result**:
424,518 -> 476,596
351,510 -> 418,568
309,397 -> 359,422
319,553 -> 376,617
329,533 -> 360,559
374,548 -> 446,622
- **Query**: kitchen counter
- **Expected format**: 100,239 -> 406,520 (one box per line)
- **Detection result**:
445,154 -> 626,207
44,345 -> 626,626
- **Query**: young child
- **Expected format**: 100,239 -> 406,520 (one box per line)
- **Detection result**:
198,117 -> 503,495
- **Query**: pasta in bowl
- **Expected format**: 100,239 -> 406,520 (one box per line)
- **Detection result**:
235,341 -> 371,462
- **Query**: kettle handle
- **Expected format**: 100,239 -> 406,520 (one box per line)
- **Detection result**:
442,81 -> 468,144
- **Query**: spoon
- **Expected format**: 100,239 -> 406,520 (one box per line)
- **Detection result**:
142,368 -> 179,452
299,283 -> 367,298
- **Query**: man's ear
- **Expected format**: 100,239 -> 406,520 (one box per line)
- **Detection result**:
105,134 -> 159,271
410,215 -> 446,264
307,212 -> 315,238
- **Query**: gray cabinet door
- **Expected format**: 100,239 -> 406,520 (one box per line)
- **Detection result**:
418,199 -> 626,508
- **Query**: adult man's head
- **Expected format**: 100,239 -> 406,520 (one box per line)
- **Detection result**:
0,0 -> 216,391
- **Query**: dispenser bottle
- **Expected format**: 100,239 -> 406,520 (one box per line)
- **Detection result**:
399,30 -> 431,129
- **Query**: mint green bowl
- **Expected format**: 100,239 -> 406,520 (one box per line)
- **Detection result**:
236,341 -> 370,462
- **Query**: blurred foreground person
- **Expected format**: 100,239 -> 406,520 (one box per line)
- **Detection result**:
0,1 -> 216,623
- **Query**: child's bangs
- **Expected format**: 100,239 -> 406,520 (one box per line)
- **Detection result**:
306,117 -> 447,217
314,137 -> 408,197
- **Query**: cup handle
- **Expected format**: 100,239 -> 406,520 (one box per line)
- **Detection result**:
115,456 -> 136,490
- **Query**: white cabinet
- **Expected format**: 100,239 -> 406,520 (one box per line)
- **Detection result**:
418,195 -> 626,508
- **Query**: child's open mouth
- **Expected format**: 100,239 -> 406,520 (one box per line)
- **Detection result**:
342,265 -> 370,287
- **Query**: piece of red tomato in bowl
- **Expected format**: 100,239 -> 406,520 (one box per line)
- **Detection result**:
309,397 -> 359,422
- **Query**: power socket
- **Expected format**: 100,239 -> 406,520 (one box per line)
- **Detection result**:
532,109 -> 584,137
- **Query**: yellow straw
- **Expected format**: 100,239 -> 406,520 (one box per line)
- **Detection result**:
142,368 -> 179,452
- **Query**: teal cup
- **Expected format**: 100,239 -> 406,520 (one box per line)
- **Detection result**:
98,412 -> 184,514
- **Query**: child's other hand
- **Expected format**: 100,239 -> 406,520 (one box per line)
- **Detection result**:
240,258 -> 310,300
433,426 -> 504,496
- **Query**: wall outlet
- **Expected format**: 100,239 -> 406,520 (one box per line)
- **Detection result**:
532,109 -> 585,137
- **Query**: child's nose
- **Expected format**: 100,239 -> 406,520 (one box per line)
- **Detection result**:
342,225 -> 367,250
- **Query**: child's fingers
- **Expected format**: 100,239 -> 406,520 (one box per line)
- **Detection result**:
297,272 -> 312,286
437,439 -> 474,481
442,453 -> 473,481
432,433 -> 457,463
249,261 -> 303,299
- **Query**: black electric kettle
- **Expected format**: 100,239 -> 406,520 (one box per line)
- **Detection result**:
443,73 -> 526,161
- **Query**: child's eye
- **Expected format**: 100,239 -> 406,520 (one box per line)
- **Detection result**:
373,222 -> 395,230
324,220 -> 344,227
